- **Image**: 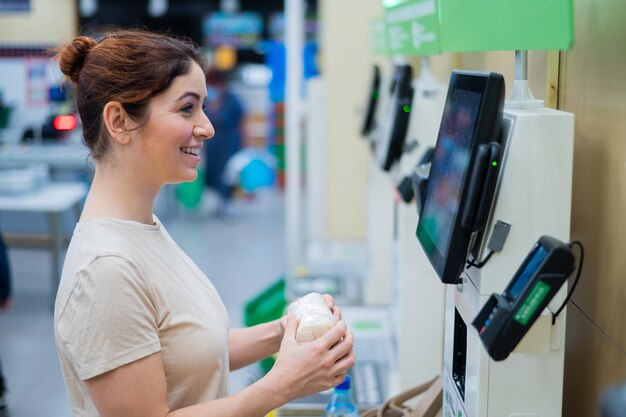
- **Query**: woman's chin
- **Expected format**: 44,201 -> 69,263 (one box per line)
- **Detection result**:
169,170 -> 198,184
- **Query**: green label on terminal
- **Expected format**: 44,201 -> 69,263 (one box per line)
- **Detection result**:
514,281 -> 551,326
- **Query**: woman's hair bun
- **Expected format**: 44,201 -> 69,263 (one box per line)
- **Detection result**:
56,36 -> 97,83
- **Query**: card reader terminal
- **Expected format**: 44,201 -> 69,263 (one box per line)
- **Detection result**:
472,236 -> 576,361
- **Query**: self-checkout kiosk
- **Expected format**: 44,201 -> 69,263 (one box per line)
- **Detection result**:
396,59 -> 446,205
391,58 -> 449,391
416,53 -> 578,417
362,62 -> 401,306
374,64 -> 413,172
359,58 -> 450,391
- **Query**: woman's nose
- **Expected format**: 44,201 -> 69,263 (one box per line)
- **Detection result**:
195,113 -> 215,140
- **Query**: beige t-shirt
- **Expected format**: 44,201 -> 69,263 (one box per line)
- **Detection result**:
54,217 -> 230,417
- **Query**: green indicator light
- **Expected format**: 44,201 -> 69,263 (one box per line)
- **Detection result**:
403,104 -> 411,113
492,161 -> 498,167
372,91 -> 379,99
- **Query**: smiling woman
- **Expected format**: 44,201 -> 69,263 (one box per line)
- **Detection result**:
51,29 -> 355,417
113,62 -> 214,186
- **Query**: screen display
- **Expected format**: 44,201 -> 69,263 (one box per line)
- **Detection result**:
374,65 -> 412,170
507,244 -> 550,299
418,88 -> 482,259
361,66 -> 381,137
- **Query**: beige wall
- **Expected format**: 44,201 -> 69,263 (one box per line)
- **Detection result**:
0,0 -> 77,44
319,0 -> 384,239
555,0 -> 626,414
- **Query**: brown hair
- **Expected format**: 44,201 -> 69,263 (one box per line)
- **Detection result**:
53,30 -> 209,159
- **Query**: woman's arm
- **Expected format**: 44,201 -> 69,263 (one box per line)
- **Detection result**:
86,351 -> 287,417
86,315 -> 355,417
229,319 -> 283,371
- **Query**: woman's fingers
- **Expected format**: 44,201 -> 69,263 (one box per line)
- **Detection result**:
329,329 -> 354,360
282,313 -> 298,342
331,349 -> 356,376
323,294 -> 343,321
322,294 -> 335,308
332,371 -> 348,386
331,305 -> 342,321
318,320 -> 347,349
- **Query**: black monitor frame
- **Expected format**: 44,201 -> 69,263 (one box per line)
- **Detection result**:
416,71 -> 504,284
360,65 -> 381,138
375,64 -> 413,171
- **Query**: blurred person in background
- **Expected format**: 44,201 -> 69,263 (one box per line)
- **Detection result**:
0,226 -> 12,417
203,69 -> 244,220
52,29 -> 354,417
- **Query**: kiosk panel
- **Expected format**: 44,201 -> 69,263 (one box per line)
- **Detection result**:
417,71 -> 504,284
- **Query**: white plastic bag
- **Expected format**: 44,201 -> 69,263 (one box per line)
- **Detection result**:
287,292 -> 337,342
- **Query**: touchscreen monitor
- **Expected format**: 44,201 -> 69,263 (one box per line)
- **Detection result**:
374,64 -> 413,171
416,71 -> 504,284
361,65 -> 381,137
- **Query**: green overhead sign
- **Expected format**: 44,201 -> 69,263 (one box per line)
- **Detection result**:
376,0 -> 573,54
382,0 -> 412,8
370,18 -> 389,55
438,0 -> 574,52
384,0 -> 440,56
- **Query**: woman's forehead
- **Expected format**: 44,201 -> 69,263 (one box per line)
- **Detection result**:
161,64 -> 207,101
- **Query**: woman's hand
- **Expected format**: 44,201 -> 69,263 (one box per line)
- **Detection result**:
274,293 -> 342,340
230,294 -> 344,371
322,294 -> 342,322
261,313 -> 355,402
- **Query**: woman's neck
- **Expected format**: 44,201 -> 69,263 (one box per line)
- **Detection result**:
81,165 -> 160,225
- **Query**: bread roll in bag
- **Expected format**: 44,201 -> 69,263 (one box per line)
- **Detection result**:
287,292 -> 337,342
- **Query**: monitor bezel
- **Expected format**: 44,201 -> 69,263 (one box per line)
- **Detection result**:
416,70 -> 504,284
361,65 -> 381,137
375,64 -> 413,171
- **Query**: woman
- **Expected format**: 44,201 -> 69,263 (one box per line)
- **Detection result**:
53,30 -> 354,417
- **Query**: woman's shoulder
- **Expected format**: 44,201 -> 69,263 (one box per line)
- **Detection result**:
77,216 -> 162,246
56,223 -> 157,322
63,218 -> 159,279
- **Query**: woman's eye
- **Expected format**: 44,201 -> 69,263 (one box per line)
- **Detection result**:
181,104 -> 193,113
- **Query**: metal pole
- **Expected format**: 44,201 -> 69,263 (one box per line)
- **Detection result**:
285,0 -> 304,285
515,50 -> 528,81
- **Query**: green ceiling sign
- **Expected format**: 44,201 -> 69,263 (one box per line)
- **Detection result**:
382,0 -> 412,8
370,18 -> 389,55
384,0 -> 440,56
439,0 -> 574,52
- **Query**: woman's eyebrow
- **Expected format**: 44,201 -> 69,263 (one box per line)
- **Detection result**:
177,92 -> 202,101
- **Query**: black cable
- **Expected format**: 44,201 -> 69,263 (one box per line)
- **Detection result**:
466,250 -> 495,270
552,240 -> 584,325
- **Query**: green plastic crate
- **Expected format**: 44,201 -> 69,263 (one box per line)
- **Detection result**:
244,278 -> 288,374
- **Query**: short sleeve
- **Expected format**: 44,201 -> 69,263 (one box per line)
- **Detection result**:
56,255 -> 161,381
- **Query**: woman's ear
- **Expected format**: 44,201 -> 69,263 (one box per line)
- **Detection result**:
102,101 -> 133,145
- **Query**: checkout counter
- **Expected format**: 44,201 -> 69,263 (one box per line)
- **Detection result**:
0,141 -> 91,307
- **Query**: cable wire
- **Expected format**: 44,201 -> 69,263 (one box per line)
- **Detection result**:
466,250 -> 495,270
552,240 -> 584,325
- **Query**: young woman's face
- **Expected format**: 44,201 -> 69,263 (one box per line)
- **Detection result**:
132,62 -> 214,186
